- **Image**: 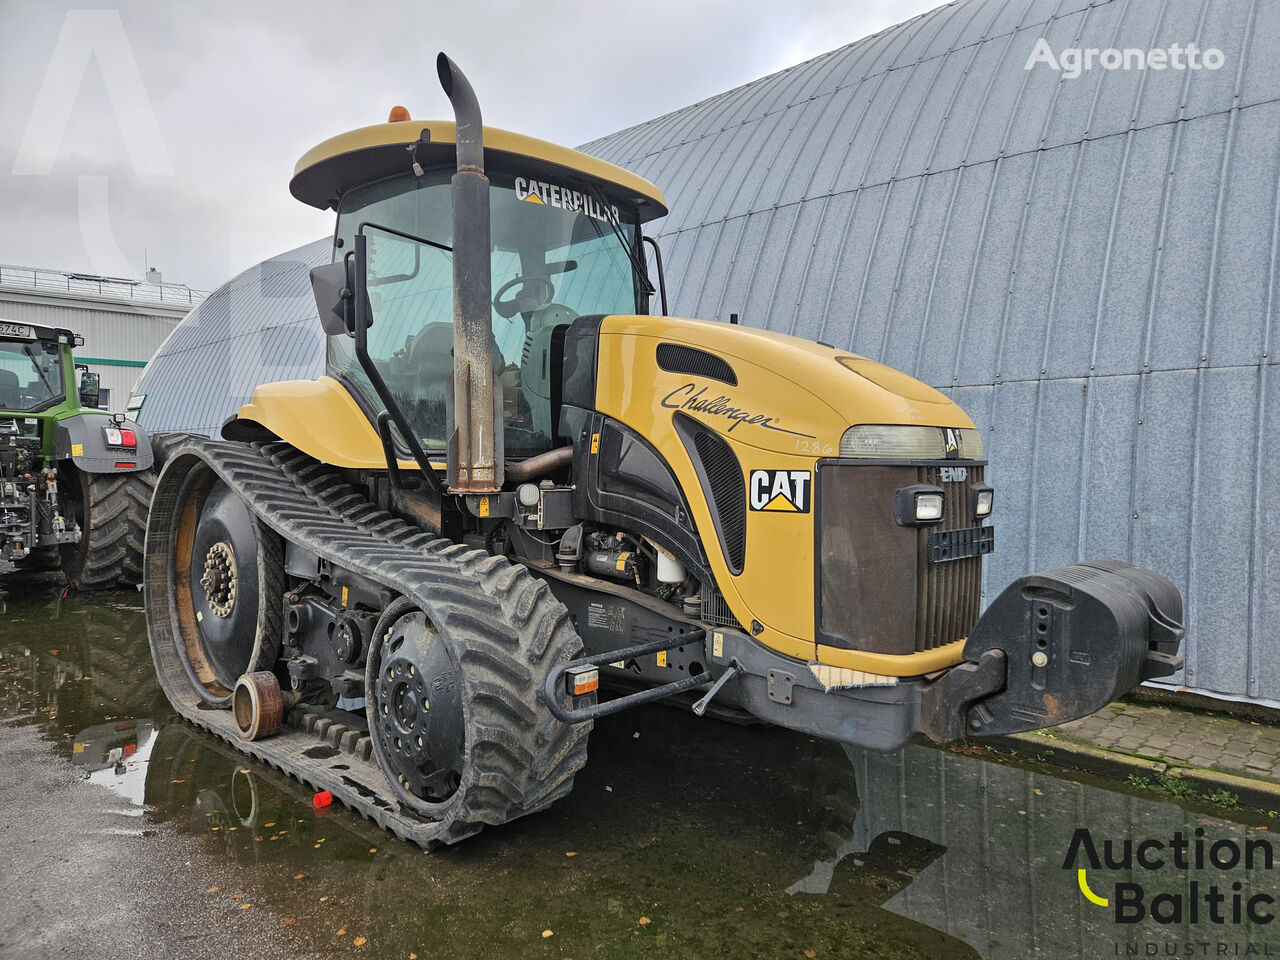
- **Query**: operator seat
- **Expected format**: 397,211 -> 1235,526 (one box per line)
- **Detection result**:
407,322 -> 507,442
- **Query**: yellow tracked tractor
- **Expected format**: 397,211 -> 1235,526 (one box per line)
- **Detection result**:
144,55 -> 1184,845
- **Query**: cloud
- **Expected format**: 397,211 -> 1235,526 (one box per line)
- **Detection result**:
0,0 -> 940,291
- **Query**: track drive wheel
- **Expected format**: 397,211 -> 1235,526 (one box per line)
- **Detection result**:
145,452 -> 283,709
365,571 -> 591,843
60,466 -> 155,590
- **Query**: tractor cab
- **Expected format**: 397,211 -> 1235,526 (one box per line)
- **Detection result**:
290,117 -> 668,461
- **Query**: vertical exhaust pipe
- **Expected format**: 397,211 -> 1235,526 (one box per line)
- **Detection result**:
437,53 -> 502,492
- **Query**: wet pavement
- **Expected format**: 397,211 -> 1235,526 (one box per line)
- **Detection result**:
2,578 -> 1279,959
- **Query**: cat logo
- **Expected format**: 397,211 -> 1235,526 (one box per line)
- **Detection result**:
749,470 -> 811,513
944,427 -> 961,459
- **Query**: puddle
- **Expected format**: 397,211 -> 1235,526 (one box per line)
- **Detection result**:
2,585 -> 1278,958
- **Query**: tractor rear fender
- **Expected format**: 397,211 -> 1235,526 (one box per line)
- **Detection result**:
54,414 -> 154,473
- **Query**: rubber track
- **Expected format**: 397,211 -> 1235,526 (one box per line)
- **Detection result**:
150,439 -> 590,846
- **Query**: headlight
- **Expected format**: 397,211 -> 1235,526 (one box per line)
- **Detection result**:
840,424 -> 984,460
915,492 -> 944,521
971,483 -> 994,519
893,484 -> 946,526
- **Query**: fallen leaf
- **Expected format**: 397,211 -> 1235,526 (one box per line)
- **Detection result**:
410,954 -> 418,959
231,893 -> 245,900
369,848 -> 377,854
238,903 -> 252,910
353,938 -> 367,947
805,951 -> 816,958
264,822 -> 275,827
293,874 -> 304,880
541,930 -> 554,938
313,843 -> 322,849
639,917 -> 651,926
282,918 -> 297,926
206,886 -> 219,893
565,851 -> 577,857
320,896 -> 329,902
337,927 -> 347,936
170,779 -> 185,784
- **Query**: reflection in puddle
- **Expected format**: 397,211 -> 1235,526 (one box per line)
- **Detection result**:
3,587 -> 1278,959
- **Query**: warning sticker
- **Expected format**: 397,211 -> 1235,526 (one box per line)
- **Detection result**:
587,601 -> 626,633
748,469 -> 811,513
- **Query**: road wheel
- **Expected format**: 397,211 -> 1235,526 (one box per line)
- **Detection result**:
60,467 -> 154,590
365,567 -> 591,843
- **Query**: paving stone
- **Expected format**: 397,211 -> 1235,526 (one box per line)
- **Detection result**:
1039,700 -> 1280,792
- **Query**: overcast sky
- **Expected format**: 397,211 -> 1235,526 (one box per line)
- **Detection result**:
0,0 -> 940,292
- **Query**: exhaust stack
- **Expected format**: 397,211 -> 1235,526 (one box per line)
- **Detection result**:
437,52 -> 502,493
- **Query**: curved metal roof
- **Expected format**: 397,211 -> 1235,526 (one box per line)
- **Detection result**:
132,238 -> 329,437
579,0 -> 1279,707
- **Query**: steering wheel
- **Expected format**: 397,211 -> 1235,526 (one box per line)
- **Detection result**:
493,275 -> 555,319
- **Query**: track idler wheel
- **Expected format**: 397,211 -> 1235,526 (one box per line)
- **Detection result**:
145,450 -> 285,710
233,671 -> 284,741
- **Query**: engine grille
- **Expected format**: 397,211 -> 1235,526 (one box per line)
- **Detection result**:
914,465 -> 984,651
817,462 -> 987,656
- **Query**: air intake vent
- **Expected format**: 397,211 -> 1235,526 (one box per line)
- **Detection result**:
656,343 -> 738,386
690,427 -> 747,574
701,586 -> 744,631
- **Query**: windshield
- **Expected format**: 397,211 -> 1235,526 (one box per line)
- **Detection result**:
0,338 -> 64,412
331,166 -> 643,458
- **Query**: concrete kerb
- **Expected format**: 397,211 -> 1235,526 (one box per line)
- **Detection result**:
985,731 -> 1280,813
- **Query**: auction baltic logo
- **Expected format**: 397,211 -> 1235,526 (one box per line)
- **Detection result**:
1025,38 -> 1225,79
1066,826 -> 1280,955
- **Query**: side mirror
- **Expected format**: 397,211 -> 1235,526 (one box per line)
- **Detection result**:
78,370 -> 100,408
310,258 -> 367,337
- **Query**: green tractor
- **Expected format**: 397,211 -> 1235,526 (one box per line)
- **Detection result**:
0,320 -> 154,589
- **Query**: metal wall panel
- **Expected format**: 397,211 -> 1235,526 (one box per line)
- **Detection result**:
581,0 -> 1279,707
0,293 -> 186,412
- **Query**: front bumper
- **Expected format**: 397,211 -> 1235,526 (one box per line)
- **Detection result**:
714,558 -> 1184,751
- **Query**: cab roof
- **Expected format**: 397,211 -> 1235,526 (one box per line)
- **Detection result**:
291,120 -> 668,223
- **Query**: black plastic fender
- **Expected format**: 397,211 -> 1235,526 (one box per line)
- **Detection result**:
931,558 -> 1184,739
54,413 -> 154,473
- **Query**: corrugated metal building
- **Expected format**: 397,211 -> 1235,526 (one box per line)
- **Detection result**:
135,0 -> 1279,709
0,265 -> 206,411
131,239 -> 328,435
